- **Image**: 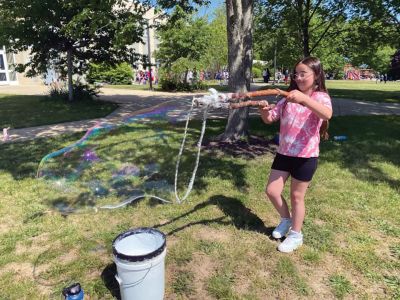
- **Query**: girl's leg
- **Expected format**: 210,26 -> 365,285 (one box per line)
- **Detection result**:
290,178 -> 311,232
277,177 -> 310,252
265,169 -> 291,218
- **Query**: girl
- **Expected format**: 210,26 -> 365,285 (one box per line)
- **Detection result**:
259,57 -> 332,253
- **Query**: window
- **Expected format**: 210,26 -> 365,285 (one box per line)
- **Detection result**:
0,55 -> 5,70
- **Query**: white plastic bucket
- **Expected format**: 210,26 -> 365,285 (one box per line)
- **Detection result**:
113,228 -> 167,300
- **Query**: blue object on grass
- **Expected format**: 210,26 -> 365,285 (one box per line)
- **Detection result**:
272,134 -> 280,145
63,283 -> 84,300
333,135 -> 347,141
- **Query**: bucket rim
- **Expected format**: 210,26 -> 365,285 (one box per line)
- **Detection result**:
112,227 -> 166,262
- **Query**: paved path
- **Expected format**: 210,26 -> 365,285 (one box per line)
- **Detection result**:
1,84 -> 400,144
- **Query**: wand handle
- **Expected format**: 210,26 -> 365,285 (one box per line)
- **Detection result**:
229,89 -> 289,99
230,100 -> 272,109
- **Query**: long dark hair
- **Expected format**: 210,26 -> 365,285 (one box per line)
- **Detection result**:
287,56 -> 328,93
287,56 -> 330,140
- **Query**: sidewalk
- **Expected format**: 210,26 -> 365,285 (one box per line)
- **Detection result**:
1,85 -> 400,144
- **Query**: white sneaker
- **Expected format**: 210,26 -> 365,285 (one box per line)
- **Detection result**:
272,218 -> 292,239
278,230 -> 303,253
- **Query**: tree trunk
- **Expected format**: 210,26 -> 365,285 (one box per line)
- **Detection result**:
302,23 -> 310,57
67,49 -> 74,101
220,0 -> 254,142
302,0 -> 311,57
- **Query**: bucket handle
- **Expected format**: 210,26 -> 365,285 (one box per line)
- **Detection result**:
115,262 -> 153,288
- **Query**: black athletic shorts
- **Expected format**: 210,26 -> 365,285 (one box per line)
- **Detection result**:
271,153 -> 318,182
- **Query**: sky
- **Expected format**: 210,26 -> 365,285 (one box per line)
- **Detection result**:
197,0 -> 225,19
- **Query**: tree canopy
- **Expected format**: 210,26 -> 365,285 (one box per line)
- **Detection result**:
253,0 -> 399,74
0,0 -> 148,100
155,7 -> 211,68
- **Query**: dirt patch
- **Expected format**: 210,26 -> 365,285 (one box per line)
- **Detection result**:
299,252 -> 388,299
0,262 -> 52,297
165,250 -> 219,300
0,262 -> 32,279
166,235 -> 179,248
187,252 -> 219,300
0,222 -> 13,234
202,135 -> 278,158
15,232 -> 51,256
366,228 -> 400,265
196,226 -> 232,244
313,219 -> 326,226
58,249 -> 79,264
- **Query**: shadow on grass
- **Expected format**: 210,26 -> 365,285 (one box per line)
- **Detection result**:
0,134 -> 82,179
49,194 -> 96,215
321,115 -> 400,191
154,195 -> 274,238
101,263 -> 121,300
0,94 -> 118,129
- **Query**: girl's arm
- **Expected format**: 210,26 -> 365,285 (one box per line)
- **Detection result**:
286,90 -> 332,120
259,105 -> 276,124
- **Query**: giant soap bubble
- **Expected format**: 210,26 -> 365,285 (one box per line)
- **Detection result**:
37,101 -> 202,213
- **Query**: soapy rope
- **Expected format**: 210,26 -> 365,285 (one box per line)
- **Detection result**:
174,88 -> 288,204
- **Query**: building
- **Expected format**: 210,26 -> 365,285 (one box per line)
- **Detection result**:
0,46 -> 44,85
0,46 -> 16,85
131,7 -> 162,70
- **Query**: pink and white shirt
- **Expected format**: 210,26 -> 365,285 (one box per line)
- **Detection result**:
269,91 -> 332,158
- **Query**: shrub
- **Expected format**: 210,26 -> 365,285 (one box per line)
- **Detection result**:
160,77 -> 177,91
48,82 -> 99,101
252,67 -> 262,78
253,61 -> 266,71
160,76 -> 207,92
158,58 -> 208,92
87,63 -> 133,85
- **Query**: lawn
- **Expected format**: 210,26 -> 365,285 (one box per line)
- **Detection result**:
0,94 -> 118,129
326,80 -> 400,103
0,112 -> 398,299
103,81 -> 231,93
1,80 -> 397,131
104,83 -> 164,91
266,79 -> 400,103
106,79 -> 399,103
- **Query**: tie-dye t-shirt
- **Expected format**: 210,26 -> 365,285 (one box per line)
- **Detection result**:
269,91 -> 332,158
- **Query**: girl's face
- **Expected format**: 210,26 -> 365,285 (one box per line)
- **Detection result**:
294,63 -> 315,95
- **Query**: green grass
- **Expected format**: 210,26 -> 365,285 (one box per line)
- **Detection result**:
326,80 -> 400,103
104,82 -> 231,93
328,274 -> 352,299
0,94 -> 118,129
171,269 -> 195,296
0,115 -> 399,298
268,79 -> 400,103
104,83 -> 164,91
107,79 -> 399,103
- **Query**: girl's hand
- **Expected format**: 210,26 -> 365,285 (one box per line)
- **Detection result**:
286,90 -> 309,105
258,100 -> 270,108
258,103 -> 275,124
287,90 -> 332,120
258,102 -> 273,113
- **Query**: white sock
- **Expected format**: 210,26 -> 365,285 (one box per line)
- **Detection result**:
289,230 -> 302,237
